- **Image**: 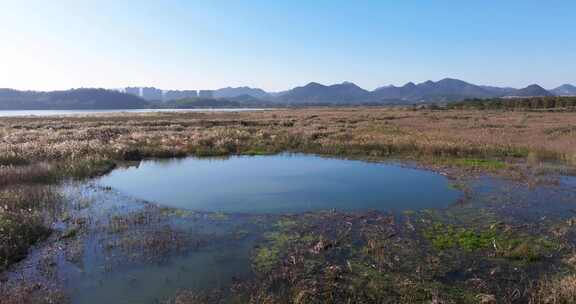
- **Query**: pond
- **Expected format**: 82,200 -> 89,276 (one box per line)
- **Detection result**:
10,155 -> 576,303
96,154 -> 462,214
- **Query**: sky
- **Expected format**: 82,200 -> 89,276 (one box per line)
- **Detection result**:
0,0 -> 575,92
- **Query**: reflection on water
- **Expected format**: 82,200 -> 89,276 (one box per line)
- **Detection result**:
56,185 -> 260,304
69,238 -> 255,304
96,154 -> 462,214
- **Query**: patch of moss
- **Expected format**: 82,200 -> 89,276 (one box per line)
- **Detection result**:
242,148 -> 273,156
251,229 -> 317,274
424,223 -> 498,251
424,222 -> 559,263
252,232 -> 295,273
450,158 -> 507,170
252,246 -> 281,273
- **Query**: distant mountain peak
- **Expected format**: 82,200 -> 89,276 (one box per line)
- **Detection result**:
438,77 -> 461,82
332,81 -> 362,89
213,86 -> 270,99
304,82 -> 326,88
437,78 -> 469,85
279,81 -> 369,104
551,84 -> 576,96
510,84 -> 553,97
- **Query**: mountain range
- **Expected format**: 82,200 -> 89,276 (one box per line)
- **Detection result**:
0,79 -> 573,109
272,78 -> 561,104
214,79 -> 570,104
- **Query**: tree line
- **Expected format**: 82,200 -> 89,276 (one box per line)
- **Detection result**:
445,96 -> 576,111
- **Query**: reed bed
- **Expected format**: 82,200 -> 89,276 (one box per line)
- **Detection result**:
0,108 -> 573,165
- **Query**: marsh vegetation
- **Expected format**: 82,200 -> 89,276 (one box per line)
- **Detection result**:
1,108 -> 576,303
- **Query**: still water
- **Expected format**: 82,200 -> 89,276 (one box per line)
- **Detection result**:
96,154 -> 462,214
0,108 -> 268,117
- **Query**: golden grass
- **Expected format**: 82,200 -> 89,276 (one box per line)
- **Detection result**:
531,275 -> 576,304
0,108 -> 573,164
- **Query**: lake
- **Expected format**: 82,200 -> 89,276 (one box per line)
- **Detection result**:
96,154 -> 461,214
0,108 -> 269,117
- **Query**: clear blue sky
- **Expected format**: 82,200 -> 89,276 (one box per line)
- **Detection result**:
1,0 -> 574,91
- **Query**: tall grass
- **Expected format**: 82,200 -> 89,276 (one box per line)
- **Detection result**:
0,109 -> 573,166
0,185 -> 62,271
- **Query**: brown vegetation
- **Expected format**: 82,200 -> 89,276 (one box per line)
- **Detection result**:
0,108 -> 574,165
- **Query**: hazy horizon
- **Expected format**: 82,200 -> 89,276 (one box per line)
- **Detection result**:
0,78 -> 572,94
1,1 -> 574,91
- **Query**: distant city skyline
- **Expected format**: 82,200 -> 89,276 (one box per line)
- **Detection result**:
0,1 -> 574,92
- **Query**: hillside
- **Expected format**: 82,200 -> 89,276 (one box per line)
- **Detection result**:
277,82 -> 371,104
213,87 -> 270,99
510,84 -> 554,97
0,88 -> 149,110
373,78 -> 500,102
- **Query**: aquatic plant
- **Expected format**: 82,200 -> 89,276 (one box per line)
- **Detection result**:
0,185 -> 61,272
530,275 -> 576,303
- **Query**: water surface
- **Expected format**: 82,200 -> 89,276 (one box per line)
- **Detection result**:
97,154 -> 461,214
0,108 -> 268,117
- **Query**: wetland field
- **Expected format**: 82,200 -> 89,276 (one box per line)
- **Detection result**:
1,107 -> 576,303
